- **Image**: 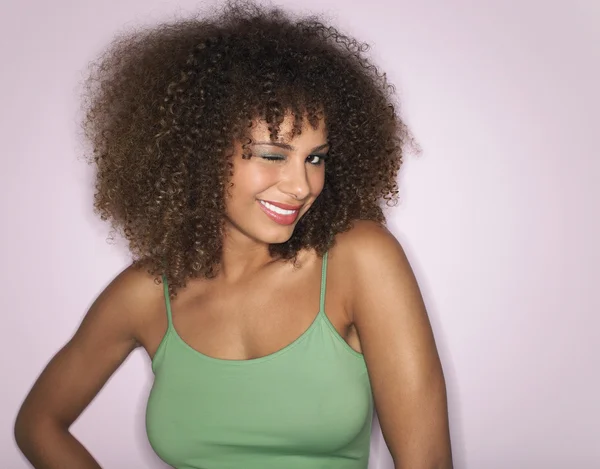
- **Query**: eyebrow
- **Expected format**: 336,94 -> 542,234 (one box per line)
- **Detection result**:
251,142 -> 330,152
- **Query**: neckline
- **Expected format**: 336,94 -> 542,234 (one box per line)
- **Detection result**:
157,251 -> 335,366
169,308 -> 326,366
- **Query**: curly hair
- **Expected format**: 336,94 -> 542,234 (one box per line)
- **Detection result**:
82,0 -> 413,296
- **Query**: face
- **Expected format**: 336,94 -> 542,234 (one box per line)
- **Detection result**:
224,113 -> 328,246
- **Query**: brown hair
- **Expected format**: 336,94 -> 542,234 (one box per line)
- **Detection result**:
82,0 -> 414,296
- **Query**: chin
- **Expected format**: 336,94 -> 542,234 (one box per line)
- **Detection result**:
225,213 -> 300,246
260,226 -> 296,245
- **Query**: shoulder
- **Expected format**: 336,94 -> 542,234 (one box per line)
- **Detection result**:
98,263 -> 163,310
81,262 -> 165,342
335,218 -> 397,243
333,219 -> 408,271
331,219 -> 417,320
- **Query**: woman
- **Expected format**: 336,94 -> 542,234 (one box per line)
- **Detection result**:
14,2 -> 452,468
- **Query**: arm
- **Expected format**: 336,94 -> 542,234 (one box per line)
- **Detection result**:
14,265 -> 160,469
344,221 -> 453,469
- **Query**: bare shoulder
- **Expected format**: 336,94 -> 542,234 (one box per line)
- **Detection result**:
105,262 -> 163,297
332,219 -> 409,276
330,219 -> 417,322
99,263 -> 164,314
84,262 -> 165,343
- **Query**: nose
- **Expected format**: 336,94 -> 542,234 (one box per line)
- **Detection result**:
279,159 -> 311,200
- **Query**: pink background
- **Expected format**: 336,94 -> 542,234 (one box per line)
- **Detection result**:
2,0 -> 598,468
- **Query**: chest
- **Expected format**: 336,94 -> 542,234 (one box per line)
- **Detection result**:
146,328 -> 373,468
141,254 -> 361,360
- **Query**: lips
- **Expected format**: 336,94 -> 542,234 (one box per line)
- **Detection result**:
257,200 -> 301,225
260,200 -> 303,210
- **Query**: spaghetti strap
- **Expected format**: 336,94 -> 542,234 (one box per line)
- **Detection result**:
161,274 -> 174,327
319,252 -> 328,313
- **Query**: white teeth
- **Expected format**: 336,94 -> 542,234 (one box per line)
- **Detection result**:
259,200 -> 298,215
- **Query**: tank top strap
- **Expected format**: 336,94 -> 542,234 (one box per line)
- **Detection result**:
161,274 -> 174,327
319,251 -> 329,313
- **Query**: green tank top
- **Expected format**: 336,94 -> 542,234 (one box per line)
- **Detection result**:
146,252 -> 374,469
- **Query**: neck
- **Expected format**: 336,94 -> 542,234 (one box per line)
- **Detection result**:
219,225 -> 279,284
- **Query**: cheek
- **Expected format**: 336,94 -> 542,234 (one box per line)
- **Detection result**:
228,166 -> 276,202
310,169 -> 326,195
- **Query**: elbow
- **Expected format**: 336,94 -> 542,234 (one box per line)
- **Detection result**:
14,407 -> 31,451
14,408 -> 39,453
14,407 -> 64,455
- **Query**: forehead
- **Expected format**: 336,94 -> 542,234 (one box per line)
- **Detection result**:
249,112 -> 327,144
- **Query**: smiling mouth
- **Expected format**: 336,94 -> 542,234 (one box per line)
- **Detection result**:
257,200 -> 301,225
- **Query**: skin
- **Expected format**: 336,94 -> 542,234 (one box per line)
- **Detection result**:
218,113 -> 328,280
15,114 -> 452,469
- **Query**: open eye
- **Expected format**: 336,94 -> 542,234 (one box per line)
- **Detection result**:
307,154 -> 327,165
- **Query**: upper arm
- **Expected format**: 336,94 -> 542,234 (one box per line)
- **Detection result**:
341,221 -> 452,469
15,264 -> 161,432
